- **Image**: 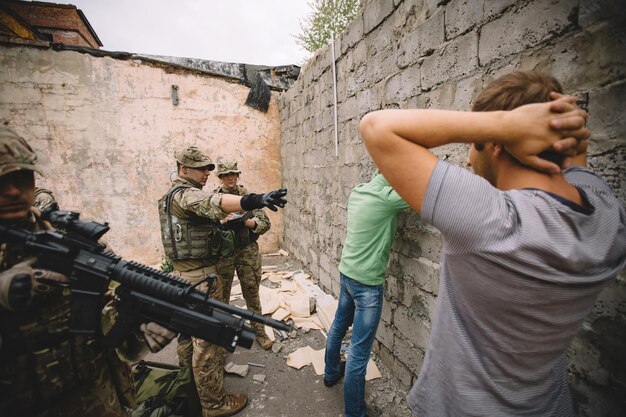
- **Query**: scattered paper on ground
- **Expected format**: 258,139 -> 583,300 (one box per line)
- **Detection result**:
286,346 -> 314,369
365,359 -> 382,381
278,249 -> 289,256
316,294 -> 338,331
256,259 -> 387,385
286,345 -> 325,374
277,279 -> 298,293
260,286 -> 280,315
264,271 -> 294,283
291,315 -> 324,330
271,307 -> 290,322
282,294 -> 313,318
310,347 -> 326,376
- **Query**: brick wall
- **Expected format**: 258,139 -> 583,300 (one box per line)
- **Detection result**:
279,0 -> 626,415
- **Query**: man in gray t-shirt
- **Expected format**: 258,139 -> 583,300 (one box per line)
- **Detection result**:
359,71 -> 626,416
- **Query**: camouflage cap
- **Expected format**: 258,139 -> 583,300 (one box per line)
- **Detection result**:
174,146 -> 215,170
0,127 -> 43,177
215,158 -> 241,177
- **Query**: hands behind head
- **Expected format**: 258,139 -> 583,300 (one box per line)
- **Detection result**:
503,93 -> 590,174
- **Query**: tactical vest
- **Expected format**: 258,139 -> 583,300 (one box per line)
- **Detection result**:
159,185 -> 233,261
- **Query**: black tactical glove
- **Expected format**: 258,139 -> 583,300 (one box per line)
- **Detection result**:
0,259 -> 68,310
223,216 -> 246,230
240,188 -> 288,212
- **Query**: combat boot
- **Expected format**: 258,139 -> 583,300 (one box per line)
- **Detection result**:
253,323 -> 273,350
256,334 -> 273,350
202,393 -> 248,417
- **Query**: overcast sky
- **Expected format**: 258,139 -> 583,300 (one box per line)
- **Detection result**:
52,0 -> 314,66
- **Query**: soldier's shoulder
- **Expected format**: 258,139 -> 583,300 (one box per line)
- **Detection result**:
35,187 -> 54,196
237,185 -> 248,195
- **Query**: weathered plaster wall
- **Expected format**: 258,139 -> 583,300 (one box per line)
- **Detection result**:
0,44 -> 283,264
279,0 -> 625,415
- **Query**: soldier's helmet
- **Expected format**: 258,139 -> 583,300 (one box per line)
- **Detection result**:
174,146 -> 215,170
0,127 -> 43,177
215,158 -> 241,177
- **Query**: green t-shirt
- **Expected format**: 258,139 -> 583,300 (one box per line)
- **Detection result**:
338,173 -> 410,286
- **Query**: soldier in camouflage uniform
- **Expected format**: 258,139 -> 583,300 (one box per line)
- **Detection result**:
0,127 -> 175,417
215,159 -> 273,350
33,187 -> 58,211
159,146 -> 287,417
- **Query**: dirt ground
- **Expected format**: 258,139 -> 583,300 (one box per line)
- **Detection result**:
147,254 -> 414,417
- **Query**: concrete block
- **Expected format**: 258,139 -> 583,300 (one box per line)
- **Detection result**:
479,0 -> 578,66
377,343 -> 394,371
318,267 -> 332,293
445,0 -> 484,39
319,251 -> 332,275
579,0 -> 624,28
405,224 -> 443,263
385,273 -> 399,301
376,322 -> 395,351
369,24 -> 393,57
385,62 -> 421,104
397,8 -> 444,68
394,305 -> 431,349
337,94 -> 359,123
392,355 -> 416,389
341,15 -> 364,54
484,0 -> 517,19
419,8 -> 446,56
420,30 -> 478,90
403,256 -> 440,295
363,0 -> 396,34
366,48 -> 397,86
356,83 -> 381,116
330,273 -> 341,296
381,297 -> 395,323
393,333 -> 424,376
344,64 -> 368,98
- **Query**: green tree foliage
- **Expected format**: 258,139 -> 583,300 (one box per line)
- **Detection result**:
296,0 -> 361,53
160,255 -> 173,273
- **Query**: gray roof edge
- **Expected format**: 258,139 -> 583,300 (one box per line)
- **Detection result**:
0,37 -> 300,91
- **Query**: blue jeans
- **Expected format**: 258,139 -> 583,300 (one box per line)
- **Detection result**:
324,273 -> 384,417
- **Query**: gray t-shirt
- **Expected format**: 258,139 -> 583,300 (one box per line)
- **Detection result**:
407,162 -> 626,416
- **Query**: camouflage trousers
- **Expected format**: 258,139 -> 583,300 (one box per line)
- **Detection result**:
173,265 -> 227,410
216,242 -> 265,337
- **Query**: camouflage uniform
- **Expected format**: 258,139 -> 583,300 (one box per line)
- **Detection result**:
33,187 -> 57,211
214,159 -> 272,349
0,127 -> 137,417
158,147 -> 244,416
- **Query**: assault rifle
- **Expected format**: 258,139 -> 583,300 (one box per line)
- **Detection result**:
0,209 -> 290,352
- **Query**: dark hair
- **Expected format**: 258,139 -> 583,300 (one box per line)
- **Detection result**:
471,71 -> 564,162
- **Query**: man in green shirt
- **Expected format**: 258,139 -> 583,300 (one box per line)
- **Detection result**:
324,172 -> 409,417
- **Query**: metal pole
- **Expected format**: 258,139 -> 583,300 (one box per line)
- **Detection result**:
330,31 -> 338,157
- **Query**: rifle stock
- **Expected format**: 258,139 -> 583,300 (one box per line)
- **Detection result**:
0,210 -> 290,353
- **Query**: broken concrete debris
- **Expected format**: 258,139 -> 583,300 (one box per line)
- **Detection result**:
225,362 -> 249,378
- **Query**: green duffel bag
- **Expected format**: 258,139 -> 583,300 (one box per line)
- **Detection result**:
127,361 -> 202,417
